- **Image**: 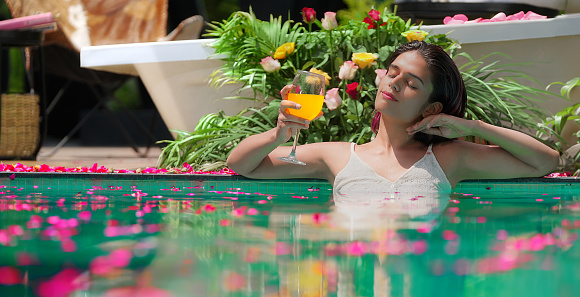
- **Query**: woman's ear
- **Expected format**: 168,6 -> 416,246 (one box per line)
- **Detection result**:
422,102 -> 443,117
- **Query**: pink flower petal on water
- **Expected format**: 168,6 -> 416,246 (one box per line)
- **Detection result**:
37,268 -> 82,297
273,242 -> 292,255
223,271 -> 247,292
90,256 -> 113,275
9,173 -> 15,180
0,266 -> 22,285
345,241 -> 366,256
110,249 -> 132,268
442,230 -> 459,241
220,219 -> 231,227
247,208 -> 259,216
61,240 -> 77,252
412,240 -> 428,255
17,252 -> 39,266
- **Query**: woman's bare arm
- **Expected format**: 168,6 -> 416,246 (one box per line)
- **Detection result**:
226,85 -> 327,179
408,114 -> 559,180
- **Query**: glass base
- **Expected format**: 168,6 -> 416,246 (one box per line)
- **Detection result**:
277,156 -> 306,166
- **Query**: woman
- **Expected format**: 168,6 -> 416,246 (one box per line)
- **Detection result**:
227,41 -> 559,192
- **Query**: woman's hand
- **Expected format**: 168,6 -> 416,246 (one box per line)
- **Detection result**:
406,114 -> 475,139
276,85 -> 322,143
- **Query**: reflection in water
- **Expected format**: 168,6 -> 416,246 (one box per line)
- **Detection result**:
0,182 -> 579,296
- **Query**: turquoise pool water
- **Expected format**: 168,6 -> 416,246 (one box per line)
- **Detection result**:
0,173 -> 579,297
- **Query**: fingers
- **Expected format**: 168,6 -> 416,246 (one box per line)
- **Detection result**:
278,99 -> 309,130
280,85 -> 294,100
407,116 -> 436,134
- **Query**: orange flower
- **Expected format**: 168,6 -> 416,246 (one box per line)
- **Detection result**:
273,42 -> 295,59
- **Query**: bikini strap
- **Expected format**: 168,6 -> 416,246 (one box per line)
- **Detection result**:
350,142 -> 356,153
426,143 -> 434,154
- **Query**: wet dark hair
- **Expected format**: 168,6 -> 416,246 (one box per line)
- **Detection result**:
371,41 -> 467,145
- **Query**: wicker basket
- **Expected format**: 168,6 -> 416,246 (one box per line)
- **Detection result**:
0,93 -> 40,159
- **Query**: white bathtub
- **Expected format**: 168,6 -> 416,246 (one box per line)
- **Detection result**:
81,39 -> 263,138
81,13 -> 580,137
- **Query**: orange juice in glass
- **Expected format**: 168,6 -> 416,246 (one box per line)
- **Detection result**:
278,71 -> 326,165
286,93 -> 324,121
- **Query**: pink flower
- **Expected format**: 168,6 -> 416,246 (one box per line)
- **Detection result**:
321,11 -> 338,30
346,82 -> 359,100
374,69 -> 387,87
302,7 -> 316,24
338,61 -> 358,80
324,88 -> 342,110
260,56 -> 280,73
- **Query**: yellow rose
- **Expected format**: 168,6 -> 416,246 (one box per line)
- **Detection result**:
273,42 -> 295,60
309,68 -> 331,86
352,53 -> 378,69
402,30 -> 429,42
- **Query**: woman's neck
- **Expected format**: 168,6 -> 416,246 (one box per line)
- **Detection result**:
371,118 -> 424,150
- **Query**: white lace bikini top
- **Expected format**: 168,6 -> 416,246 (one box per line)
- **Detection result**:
333,143 -> 452,193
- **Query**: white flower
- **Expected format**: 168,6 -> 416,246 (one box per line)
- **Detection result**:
325,88 -> 342,110
338,61 -> 358,80
321,12 -> 338,30
374,69 -> 387,87
260,56 -> 281,73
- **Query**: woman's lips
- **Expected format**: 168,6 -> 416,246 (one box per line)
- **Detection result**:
382,91 -> 397,101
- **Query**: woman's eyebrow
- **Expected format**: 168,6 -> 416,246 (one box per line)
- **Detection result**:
389,63 -> 425,86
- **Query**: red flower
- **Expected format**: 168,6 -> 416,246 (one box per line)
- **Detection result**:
363,9 -> 386,29
368,9 -> 381,21
302,7 -> 316,24
346,82 -> 360,100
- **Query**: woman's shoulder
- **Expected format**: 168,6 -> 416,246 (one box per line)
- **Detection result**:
302,141 -> 353,174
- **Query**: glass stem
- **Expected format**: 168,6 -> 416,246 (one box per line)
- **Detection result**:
289,129 -> 301,158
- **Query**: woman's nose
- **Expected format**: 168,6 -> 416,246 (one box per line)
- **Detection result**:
389,75 -> 401,92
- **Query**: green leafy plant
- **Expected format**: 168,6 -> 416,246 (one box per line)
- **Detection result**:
158,8 -> 558,169
536,78 -> 580,173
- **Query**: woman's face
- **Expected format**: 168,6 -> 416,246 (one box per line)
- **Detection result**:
375,51 -> 434,124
